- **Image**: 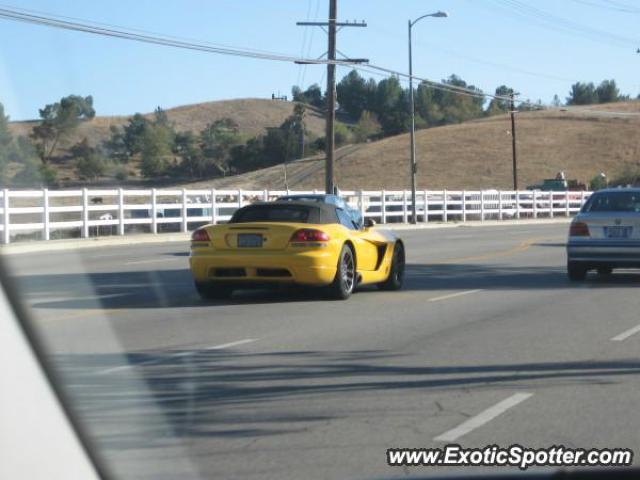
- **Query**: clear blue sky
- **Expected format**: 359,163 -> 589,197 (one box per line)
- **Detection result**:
1,0 -> 638,120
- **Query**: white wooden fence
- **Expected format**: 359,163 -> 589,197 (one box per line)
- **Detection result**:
0,188 -> 591,244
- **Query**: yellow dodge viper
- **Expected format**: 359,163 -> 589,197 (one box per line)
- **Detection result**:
189,198 -> 405,300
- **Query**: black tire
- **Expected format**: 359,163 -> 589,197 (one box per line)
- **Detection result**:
378,242 -> 405,291
567,261 -> 587,281
597,266 -> 613,276
328,244 -> 356,300
195,281 -> 233,300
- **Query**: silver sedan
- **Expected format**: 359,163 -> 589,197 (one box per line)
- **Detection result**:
567,188 -> 640,280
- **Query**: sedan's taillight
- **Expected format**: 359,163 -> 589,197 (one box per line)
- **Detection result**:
569,221 -> 590,237
191,229 -> 210,242
290,229 -> 330,243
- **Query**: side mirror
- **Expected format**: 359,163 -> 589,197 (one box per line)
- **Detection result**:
364,218 -> 376,229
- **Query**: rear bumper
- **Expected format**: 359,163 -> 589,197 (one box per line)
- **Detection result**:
189,250 -> 338,286
567,241 -> 640,268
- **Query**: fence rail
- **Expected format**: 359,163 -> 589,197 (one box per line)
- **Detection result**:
0,188 -> 591,244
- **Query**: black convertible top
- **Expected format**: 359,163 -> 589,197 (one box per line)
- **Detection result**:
229,201 -> 340,224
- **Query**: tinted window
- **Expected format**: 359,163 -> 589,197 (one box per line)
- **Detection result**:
231,206 -> 311,223
584,192 -> 640,213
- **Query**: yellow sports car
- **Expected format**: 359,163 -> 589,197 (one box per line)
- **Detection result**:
189,199 -> 405,300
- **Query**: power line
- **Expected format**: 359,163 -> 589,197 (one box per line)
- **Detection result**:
490,0 -> 639,48
0,4 -> 529,106
369,24 -> 577,84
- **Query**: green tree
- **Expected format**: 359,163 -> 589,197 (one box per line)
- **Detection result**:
375,76 -> 409,135
595,79 -> 620,103
0,102 -> 12,184
337,70 -> 369,120
566,82 -> 597,105
71,138 -> 107,181
140,124 -> 174,177
353,110 -> 381,142
485,85 -> 514,116
291,84 -> 324,109
10,136 -> 57,186
200,118 -> 241,176
30,95 -> 95,164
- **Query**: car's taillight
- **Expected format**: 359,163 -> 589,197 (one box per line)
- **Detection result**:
191,229 -> 210,242
569,221 -> 590,237
290,228 -> 330,243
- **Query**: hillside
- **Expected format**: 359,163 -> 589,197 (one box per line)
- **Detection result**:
8,98 -> 326,182
189,101 -> 640,191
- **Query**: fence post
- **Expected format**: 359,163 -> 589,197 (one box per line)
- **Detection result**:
263,189 -> 269,202
211,188 -> 218,224
358,190 -> 365,221
181,189 -> 188,233
533,190 -> 538,219
516,191 -> 521,219
461,190 -> 467,222
238,189 -> 243,209
498,190 -> 503,221
381,190 -> 387,224
549,192 -> 554,218
443,189 -> 448,222
2,189 -> 9,244
117,188 -> 125,235
82,188 -> 89,238
42,188 -> 50,241
149,188 -> 157,234
402,190 -> 408,223
423,190 -> 429,223
480,190 -> 485,222
565,190 -> 570,217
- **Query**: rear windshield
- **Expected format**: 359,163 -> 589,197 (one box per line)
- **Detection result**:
583,191 -> 640,213
230,205 -> 311,223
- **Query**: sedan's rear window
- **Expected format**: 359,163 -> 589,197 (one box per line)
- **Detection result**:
584,191 -> 640,213
231,205 -> 311,223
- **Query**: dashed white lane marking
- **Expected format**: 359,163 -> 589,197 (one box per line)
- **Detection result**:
97,338 -> 258,375
434,392 -> 533,442
611,324 -> 640,342
427,289 -> 483,303
124,256 -> 182,266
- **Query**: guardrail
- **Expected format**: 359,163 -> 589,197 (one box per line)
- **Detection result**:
0,188 -> 591,244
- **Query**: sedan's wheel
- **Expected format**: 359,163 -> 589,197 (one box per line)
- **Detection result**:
378,242 -> 405,291
567,261 -> 587,282
328,244 -> 355,300
195,281 -> 233,300
597,266 -> 613,276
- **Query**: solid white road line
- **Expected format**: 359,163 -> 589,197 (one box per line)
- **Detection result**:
427,289 -> 483,303
611,324 -> 640,342
97,338 -> 258,375
434,392 -> 533,442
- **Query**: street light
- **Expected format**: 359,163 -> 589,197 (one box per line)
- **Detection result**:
408,10 -> 448,224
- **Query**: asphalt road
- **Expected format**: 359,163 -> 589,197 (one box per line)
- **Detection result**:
5,223 -> 640,480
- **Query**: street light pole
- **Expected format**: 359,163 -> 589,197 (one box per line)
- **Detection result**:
407,11 -> 447,224
408,19 -> 417,224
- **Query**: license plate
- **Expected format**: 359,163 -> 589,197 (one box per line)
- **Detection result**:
605,226 -> 632,239
237,233 -> 263,248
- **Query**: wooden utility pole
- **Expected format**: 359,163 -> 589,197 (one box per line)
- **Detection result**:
325,0 -> 337,194
296,3 -> 367,194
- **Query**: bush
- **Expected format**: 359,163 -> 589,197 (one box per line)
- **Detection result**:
589,174 -> 608,191
113,165 -> 129,181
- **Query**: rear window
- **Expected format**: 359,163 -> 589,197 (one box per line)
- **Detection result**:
583,191 -> 640,213
231,205 -> 311,223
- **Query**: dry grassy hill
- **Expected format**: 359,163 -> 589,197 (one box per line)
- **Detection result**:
190,101 -> 640,191
8,98 -> 326,182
